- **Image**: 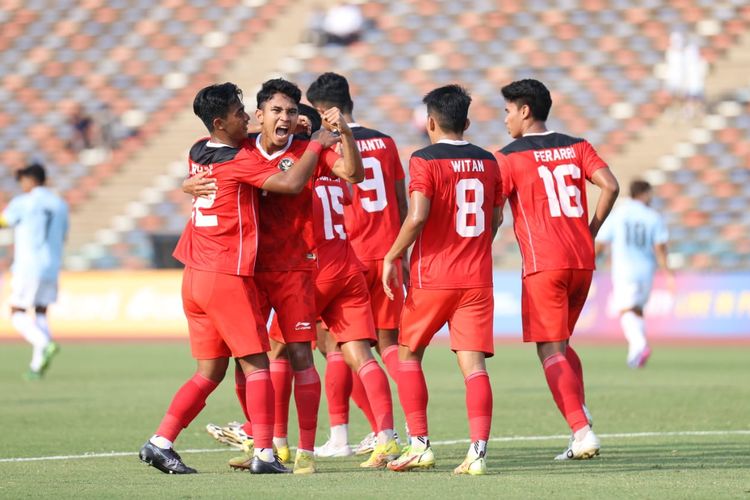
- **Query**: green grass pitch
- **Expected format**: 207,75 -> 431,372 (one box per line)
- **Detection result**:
1,341 -> 748,499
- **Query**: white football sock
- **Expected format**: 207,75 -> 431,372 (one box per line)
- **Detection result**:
12,311 -> 49,371
329,424 -> 348,446
149,435 -> 173,449
35,312 -> 52,341
254,447 -> 275,462
410,435 -> 429,451
620,311 -> 647,361
272,436 -> 288,449
467,440 -> 487,459
377,428 -> 394,445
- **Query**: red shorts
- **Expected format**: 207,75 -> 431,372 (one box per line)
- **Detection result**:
362,259 -> 404,330
268,313 -> 318,350
399,287 -> 494,356
182,267 -> 269,359
255,270 -> 317,344
315,272 -> 377,345
521,269 -> 593,343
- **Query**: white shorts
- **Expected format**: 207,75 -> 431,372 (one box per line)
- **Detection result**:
10,275 -> 58,308
612,278 -> 653,311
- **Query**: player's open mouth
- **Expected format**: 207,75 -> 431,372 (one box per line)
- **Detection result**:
275,126 -> 289,138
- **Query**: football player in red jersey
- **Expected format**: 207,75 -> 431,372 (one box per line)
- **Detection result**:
139,82 -> 339,475
382,85 -> 503,475
494,79 -> 619,460
306,72 -> 408,457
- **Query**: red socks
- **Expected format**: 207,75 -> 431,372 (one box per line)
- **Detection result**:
270,359 -> 292,439
245,369 -> 274,449
397,360 -> 428,436
351,368 -> 378,433
157,373 -> 219,442
294,366 -> 321,451
542,353 -> 588,433
325,352 -> 352,426
234,366 -> 252,423
381,344 -> 400,383
357,359 -> 394,432
565,346 -> 586,403
465,370 -> 492,442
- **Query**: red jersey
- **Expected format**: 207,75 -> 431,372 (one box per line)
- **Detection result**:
313,173 -> 366,283
494,131 -> 607,277
409,140 -> 502,289
173,138 -> 278,276
248,134 -> 340,272
343,125 -> 405,261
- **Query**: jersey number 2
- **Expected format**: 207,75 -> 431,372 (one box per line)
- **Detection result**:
537,164 -> 583,218
455,178 -> 485,237
193,196 -> 218,227
315,185 -> 346,240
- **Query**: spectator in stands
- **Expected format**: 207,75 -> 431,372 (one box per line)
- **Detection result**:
664,31 -> 686,114
66,104 -> 95,152
684,37 -> 707,119
322,3 -> 364,45
94,103 -> 121,150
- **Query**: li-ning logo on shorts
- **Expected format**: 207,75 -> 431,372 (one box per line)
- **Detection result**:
295,321 -> 312,331
279,158 -> 294,171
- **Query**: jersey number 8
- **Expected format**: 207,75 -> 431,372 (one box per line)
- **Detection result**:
455,178 -> 485,237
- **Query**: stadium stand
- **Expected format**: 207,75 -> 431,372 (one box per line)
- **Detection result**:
0,0 -> 748,271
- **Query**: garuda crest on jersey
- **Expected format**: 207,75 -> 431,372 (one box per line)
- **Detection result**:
279,158 -> 294,171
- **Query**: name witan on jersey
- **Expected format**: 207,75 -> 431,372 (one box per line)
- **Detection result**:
356,137 -> 387,152
317,175 -> 338,182
190,162 -> 213,175
532,146 -> 577,163
451,159 -> 486,173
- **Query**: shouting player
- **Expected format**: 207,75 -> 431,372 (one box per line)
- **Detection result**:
139,82 -> 338,475
595,179 -> 672,368
306,72 -> 408,457
494,79 -> 619,460
382,85 -> 503,475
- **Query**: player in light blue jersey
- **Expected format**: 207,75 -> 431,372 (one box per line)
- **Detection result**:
596,180 -> 672,368
1,164 -> 69,379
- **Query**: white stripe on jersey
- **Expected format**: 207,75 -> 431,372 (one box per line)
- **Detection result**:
515,190 -> 537,273
418,235 -> 423,288
251,188 -> 259,274
236,184 -> 243,276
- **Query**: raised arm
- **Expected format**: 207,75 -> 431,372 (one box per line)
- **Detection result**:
262,128 -> 341,194
323,108 -> 364,184
589,167 -> 619,238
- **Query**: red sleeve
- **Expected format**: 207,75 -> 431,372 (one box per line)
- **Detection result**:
232,150 -> 278,188
408,156 -> 433,199
578,140 -> 607,180
315,147 -> 340,178
386,138 -> 405,180
489,158 -> 503,207
493,152 -> 513,200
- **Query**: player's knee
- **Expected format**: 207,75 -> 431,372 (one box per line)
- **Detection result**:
286,343 -> 314,370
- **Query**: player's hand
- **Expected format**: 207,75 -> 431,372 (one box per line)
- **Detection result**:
311,128 -> 342,149
295,115 -> 312,137
321,107 -> 350,137
183,171 -> 217,199
382,257 -> 398,301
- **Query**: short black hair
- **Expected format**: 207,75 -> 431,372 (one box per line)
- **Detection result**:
630,179 -> 652,198
256,78 -> 302,109
193,82 -> 243,132
306,72 -> 354,114
422,84 -> 471,134
501,79 -> 552,121
298,103 -> 322,137
16,163 -> 46,185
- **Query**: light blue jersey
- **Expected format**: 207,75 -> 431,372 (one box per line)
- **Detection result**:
2,186 -> 69,281
597,199 -> 668,282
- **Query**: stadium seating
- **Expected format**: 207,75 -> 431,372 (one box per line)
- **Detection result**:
1,0 -> 748,270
